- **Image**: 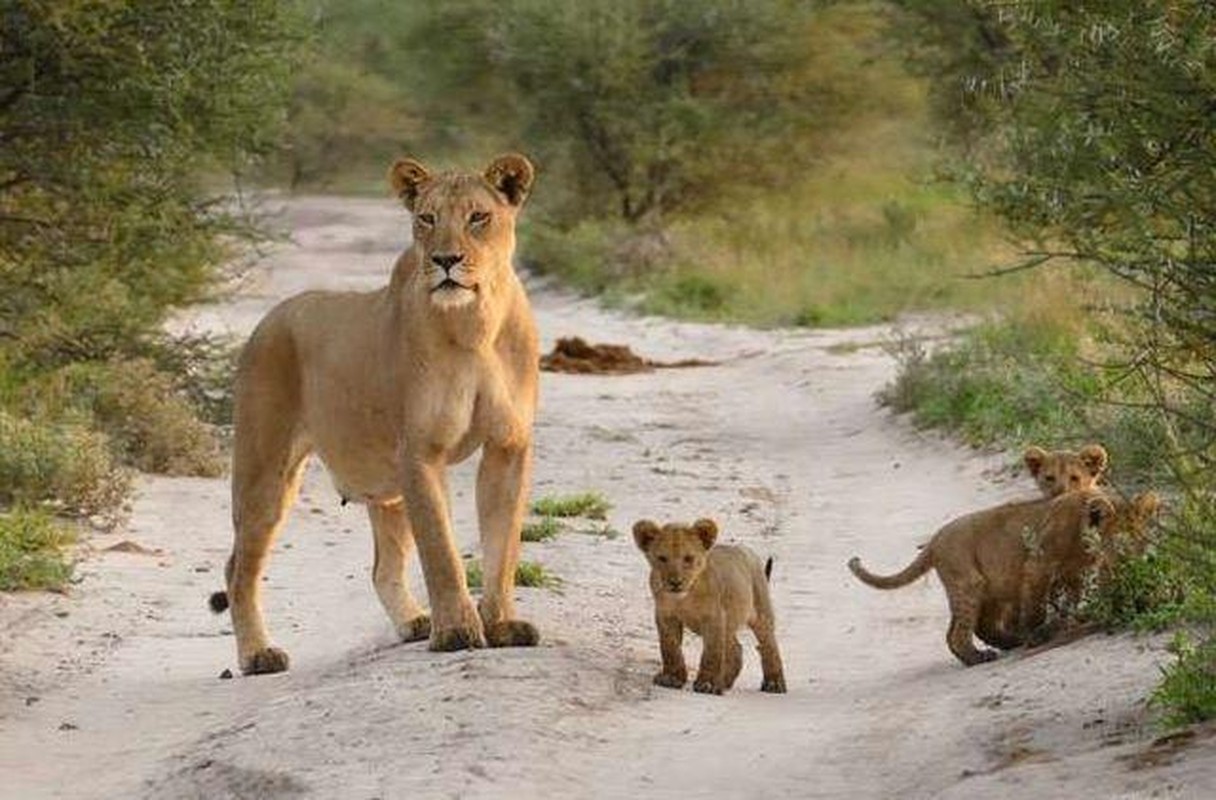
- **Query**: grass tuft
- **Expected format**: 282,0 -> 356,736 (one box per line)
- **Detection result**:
464,557 -> 560,590
530,492 -> 611,520
0,507 -> 76,591
521,517 -> 564,542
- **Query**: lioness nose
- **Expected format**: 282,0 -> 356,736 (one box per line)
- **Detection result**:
431,253 -> 464,271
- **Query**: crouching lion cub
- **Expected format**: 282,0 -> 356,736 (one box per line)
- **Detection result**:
848,488 -> 1159,666
633,518 -> 786,695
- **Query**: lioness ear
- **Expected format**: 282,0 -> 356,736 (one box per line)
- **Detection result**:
484,153 -> 534,207
1079,444 -> 1109,476
1024,446 -> 1047,477
1086,495 -> 1115,529
388,158 -> 430,211
1133,492 -> 1161,518
691,518 -> 718,550
632,520 -> 661,553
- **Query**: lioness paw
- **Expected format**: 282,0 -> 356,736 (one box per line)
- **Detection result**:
653,672 -> 686,689
430,625 -> 486,652
484,619 -> 540,648
761,675 -> 787,694
241,646 -> 290,676
398,614 -> 432,643
693,678 -> 724,695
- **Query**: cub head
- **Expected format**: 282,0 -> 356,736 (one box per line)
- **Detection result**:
388,153 -> 535,309
1084,490 -> 1162,555
1024,444 -> 1108,497
633,518 -> 719,596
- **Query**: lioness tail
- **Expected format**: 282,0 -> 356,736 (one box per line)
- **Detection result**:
764,556 -> 774,582
847,548 -> 932,590
208,591 -> 229,613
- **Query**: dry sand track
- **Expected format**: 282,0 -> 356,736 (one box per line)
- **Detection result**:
1,196 -> 1212,799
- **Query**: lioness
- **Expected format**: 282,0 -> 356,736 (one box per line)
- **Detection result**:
633,518 -> 786,695
210,154 -> 541,674
848,489 -> 1159,666
1024,444 -> 1108,497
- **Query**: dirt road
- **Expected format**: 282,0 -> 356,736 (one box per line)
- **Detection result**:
1,197 -> 1211,799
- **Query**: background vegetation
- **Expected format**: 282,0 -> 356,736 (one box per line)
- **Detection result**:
2,0 -> 1211,729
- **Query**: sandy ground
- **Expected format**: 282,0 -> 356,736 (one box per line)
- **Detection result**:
1,196 -> 1213,799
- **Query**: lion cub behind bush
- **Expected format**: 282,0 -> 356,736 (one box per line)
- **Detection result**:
633,518 -> 786,695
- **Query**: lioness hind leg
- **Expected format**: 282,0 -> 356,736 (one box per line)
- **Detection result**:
227,451 -> 307,676
723,638 -> 744,689
944,580 -> 999,667
368,502 -> 430,643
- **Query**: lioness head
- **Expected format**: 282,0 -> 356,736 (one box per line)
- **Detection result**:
388,153 -> 535,309
1024,444 -> 1108,497
633,518 -> 719,596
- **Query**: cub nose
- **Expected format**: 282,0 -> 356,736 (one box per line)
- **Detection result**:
431,253 -> 465,271
667,578 -> 682,591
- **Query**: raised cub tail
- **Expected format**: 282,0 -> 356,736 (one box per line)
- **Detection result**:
847,548 -> 932,590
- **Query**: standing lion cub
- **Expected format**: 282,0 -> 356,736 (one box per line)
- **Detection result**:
633,518 -> 786,695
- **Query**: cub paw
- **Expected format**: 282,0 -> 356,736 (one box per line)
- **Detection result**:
484,619 -> 540,648
693,678 -> 724,695
398,614 -> 432,643
653,672 -> 686,689
241,646 -> 290,676
761,675 -> 787,694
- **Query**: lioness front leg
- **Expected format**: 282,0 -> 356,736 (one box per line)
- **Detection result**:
654,614 -> 688,689
401,456 -> 485,651
475,442 -> 539,647
368,502 -> 431,643
694,614 -> 728,695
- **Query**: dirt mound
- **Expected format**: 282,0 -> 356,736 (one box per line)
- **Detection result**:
540,336 -> 717,375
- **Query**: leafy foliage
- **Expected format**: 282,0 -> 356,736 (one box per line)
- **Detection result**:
0,507 -> 76,591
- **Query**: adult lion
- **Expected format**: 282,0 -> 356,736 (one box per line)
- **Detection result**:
210,154 -> 541,675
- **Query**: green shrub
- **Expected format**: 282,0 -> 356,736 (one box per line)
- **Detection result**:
530,492 -> 611,520
0,410 -> 129,521
464,558 -> 559,589
0,507 -> 76,591
521,517 -> 563,543
1153,632 -> 1216,729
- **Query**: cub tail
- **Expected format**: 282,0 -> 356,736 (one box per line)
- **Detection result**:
847,548 -> 932,590
764,556 -> 774,582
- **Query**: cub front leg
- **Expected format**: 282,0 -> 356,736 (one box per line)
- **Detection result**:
654,614 -> 688,689
694,613 -> 728,694
401,455 -> 485,651
476,442 -> 539,647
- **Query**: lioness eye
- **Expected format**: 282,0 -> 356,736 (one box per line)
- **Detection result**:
469,210 -> 490,227
416,212 -> 435,227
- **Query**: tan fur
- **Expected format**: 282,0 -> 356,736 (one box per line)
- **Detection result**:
213,154 -> 541,674
848,489 -> 1159,666
1024,444 -> 1108,497
633,518 -> 786,695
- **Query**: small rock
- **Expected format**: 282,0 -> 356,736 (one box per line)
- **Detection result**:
218,668 -> 234,680
58,721 -> 78,731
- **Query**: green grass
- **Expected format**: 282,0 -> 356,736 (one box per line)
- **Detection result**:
0,508 -> 76,591
1153,632 -> 1216,728
521,516 -> 564,542
530,492 -> 611,520
464,558 -> 560,589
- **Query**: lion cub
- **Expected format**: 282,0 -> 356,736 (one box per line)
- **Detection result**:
1024,444 -> 1108,497
633,518 -> 786,695
848,488 -> 1159,666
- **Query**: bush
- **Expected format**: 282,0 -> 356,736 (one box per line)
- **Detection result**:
1153,633 -> 1216,729
0,410 -> 129,522
0,507 -> 76,591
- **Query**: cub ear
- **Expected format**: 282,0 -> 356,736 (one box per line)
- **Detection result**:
632,520 -> 661,553
1133,491 -> 1161,518
691,518 -> 718,550
388,158 -> 431,211
1023,446 -> 1048,477
1079,444 -> 1109,476
484,153 -> 535,207
1086,495 -> 1116,529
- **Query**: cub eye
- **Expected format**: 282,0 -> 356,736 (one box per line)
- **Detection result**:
416,212 -> 436,227
657,555 -> 669,564
683,555 -> 694,565
469,210 -> 491,227
1044,475 -> 1057,483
